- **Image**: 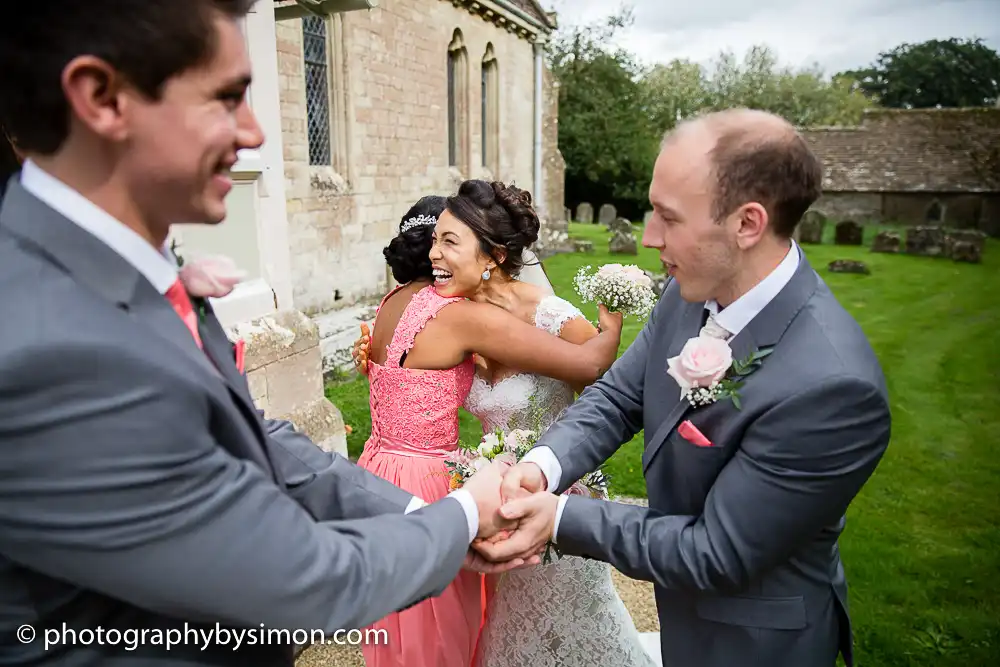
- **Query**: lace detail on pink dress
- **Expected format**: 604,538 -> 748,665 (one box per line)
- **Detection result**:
358,284 -> 481,667
365,285 -> 475,457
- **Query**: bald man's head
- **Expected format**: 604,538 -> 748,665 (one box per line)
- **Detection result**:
660,109 -> 822,238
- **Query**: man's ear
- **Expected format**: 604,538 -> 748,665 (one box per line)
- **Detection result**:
734,202 -> 769,249
61,55 -> 133,143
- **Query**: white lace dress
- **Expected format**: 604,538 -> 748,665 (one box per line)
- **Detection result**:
465,295 -> 655,667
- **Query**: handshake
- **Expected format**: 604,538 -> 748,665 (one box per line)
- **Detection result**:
457,460 -> 562,575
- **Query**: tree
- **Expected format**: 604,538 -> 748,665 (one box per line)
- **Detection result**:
547,6 -> 659,217
838,38 -> 1000,108
547,9 -> 875,218
642,45 -> 873,133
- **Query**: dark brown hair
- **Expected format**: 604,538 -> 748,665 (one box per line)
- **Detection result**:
0,0 -> 256,155
708,128 -> 822,238
383,195 -> 447,284
446,180 -> 540,277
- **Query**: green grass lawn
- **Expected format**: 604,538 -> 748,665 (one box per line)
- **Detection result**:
326,221 -> 1000,666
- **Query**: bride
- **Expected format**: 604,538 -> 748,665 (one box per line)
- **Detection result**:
356,180 -> 654,667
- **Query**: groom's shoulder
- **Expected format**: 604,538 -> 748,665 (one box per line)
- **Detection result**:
785,279 -> 885,389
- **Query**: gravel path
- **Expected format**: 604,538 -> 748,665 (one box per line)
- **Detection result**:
296,497 -> 656,667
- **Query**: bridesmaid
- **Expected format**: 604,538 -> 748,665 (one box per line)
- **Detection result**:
356,195 -> 622,667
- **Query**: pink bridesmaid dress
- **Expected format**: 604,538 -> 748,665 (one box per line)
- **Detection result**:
357,284 -> 482,667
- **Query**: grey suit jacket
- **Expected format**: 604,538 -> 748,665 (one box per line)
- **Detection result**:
536,248 -> 890,667
0,178 -> 470,666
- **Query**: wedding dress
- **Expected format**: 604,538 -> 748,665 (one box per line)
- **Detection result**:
465,294 -> 655,667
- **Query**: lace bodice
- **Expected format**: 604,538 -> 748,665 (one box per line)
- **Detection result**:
467,295 -> 656,667
463,295 -> 580,435
366,285 -> 474,457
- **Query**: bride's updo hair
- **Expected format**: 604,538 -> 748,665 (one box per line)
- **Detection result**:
446,180 -> 540,277
383,195 -> 446,284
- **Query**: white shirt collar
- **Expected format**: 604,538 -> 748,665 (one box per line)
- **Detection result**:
19,159 -> 179,294
706,241 -> 801,337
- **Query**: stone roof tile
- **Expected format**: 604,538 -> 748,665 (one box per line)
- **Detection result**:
505,0 -> 555,29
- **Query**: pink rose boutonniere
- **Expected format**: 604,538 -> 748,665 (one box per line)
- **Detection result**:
177,254 -> 247,322
667,336 -> 773,409
179,255 -> 247,298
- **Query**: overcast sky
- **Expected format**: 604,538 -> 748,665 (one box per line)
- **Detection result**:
543,0 -> 1000,76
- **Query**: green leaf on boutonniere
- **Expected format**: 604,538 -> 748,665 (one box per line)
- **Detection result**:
711,346 -> 774,410
193,297 -> 208,323
730,347 -> 774,377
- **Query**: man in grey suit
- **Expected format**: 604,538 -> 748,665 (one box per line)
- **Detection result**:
0,1 -> 521,665
479,109 -> 891,666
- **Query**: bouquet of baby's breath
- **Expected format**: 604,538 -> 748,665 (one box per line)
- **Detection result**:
574,263 -> 657,320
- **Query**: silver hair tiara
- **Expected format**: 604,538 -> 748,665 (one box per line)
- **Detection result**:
400,214 -> 437,233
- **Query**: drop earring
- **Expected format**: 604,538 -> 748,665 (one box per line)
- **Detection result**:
482,268 -> 491,281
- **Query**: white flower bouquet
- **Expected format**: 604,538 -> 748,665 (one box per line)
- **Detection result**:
445,427 -> 610,564
445,429 -> 609,499
573,263 -> 657,320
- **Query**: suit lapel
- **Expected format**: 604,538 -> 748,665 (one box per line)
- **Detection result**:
642,249 -> 820,473
197,311 -> 283,487
641,299 -> 705,471
128,280 -> 228,380
2,180 -> 280,482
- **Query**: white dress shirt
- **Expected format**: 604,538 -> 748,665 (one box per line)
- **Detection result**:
522,241 -> 802,541
19,160 -> 478,541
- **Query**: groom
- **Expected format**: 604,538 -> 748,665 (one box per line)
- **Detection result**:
0,2 -> 518,665
482,109 -> 891,667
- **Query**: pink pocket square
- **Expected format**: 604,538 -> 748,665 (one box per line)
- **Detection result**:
233,339 -> 246,375
678,420 -> 713,447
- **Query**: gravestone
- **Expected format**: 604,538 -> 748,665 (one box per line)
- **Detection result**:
609,231 -> 637,255
576,202 -> 594,224
564,207 -> 571,223
643,211 -> 654,225
905,226 -> 946,257
949,241 -> 982,263
798,211 -> 825,244
573,239 -> 594,253
925,200 -> 945,224
944,229 -> 986,263
835,220 -> 863,245
643,270 -> 669,297
608,217 -> 633,235
828,259 -> 870,275
871,230 -> 901,253
598,204 -> 617,226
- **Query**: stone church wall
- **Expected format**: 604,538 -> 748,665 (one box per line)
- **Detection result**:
275,0 -> 561,315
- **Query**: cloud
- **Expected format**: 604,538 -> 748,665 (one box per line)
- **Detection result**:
544,0 -> 1000,76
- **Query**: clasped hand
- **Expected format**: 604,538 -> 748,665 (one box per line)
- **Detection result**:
461,461 -> 561,574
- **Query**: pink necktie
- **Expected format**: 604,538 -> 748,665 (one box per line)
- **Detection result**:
165,279 -> 203,349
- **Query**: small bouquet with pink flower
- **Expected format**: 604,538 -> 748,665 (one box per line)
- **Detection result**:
445,428 -> 609,499
574,263 -> 657,320
446,427 -> 609,564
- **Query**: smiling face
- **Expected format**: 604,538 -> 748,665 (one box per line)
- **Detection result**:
428,209 -> 495,298
117,13 -> 263,230
643,125 -> 741,304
